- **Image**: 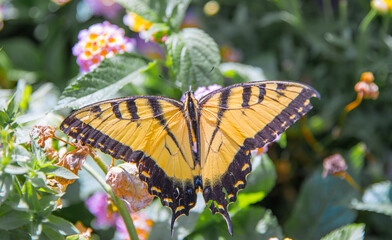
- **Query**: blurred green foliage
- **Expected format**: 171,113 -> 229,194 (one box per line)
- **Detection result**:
1,0 -> 392,239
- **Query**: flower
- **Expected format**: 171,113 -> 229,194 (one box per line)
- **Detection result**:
53,141 -> 89,191
354,72 -> 379,99
181,84 -> 222,102
371,0 -> 392,13
86,192 -> 153,240
106,163 -> 154,212
86,192 -> 118,227
116,212 -> 153,240
72,21 -> 135,73
220,45 -> 243,62
322,153 -> 347,178
123,12 -> 153,33
345,72 -> 379,112
134,35 -> 165,60
204,1 -> 220,16
180,9 -> 201,29
83,0 -> 123,19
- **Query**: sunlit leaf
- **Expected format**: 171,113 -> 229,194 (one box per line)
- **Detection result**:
351,181 -> 392,216
41,165 -> 79,180
56,53 -> 148,110
45,215 -> 79,235
321,223 -> 365,240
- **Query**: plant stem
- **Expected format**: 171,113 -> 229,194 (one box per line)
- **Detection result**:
83,162 -> 139,240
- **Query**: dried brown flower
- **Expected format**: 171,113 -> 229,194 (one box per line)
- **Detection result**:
322,153 -> 347,178
106,163 -> 153,212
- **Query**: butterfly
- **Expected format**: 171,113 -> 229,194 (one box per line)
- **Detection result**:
60,81 -> 319,235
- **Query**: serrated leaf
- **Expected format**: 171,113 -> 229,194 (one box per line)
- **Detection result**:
351,181 -> 392,216
56,53 -> 148,110
0,210 -> 30,230
166,28 -> 222,91
115,0 -> 161,22
219,62 -> 266,83
41,165 -> 79,180
44,215 -> 79,235
321,223 -> 365,240
284,172 -> 359,240
166,0 -> 191,29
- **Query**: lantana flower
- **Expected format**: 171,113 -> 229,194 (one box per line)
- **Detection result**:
72,21 -> 135,73
181,84 -> 222,102
180,9 -> 201,29
123,12 -> 153,33
84,0 -> 123,19
123,12 -> 167,43
220,45 -> 243,62
86,192 -> 153,240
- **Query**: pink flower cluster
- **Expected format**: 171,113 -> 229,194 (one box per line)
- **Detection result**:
84,0 -> 123,19
72,21 -> 135,73
86,192 -> 153,240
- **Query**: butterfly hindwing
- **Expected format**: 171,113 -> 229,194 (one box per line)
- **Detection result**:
60,96 -> 198,230
198,81 -> 319,233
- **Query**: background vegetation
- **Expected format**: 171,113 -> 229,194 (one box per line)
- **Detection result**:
1,0 -> 392,239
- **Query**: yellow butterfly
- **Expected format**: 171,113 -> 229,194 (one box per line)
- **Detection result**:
60,81 -> 319,235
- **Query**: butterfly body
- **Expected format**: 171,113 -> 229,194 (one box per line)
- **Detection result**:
60,81 -> 319,235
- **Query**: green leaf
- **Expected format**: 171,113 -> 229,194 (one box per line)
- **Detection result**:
23,181 -> 40,211
219,62 -> 266,83
236,154 -> 276,208
41,165 -> 79,180
42,224 -> 65,240
233,207 -> 283,239
166,0 -> 191,30
0,173 -> 12,205
115,0 -> 161,22
44,215 -> 79,235
321,223 -> 365,240
284,172 -> 359,240
166,28 -> 222,91
56,53 -> 148,110
347,143 -> 366,176
0,210 -> 30,230
188,206 -> 283,239
4,165 -> 27,175
351,181 -> 392,216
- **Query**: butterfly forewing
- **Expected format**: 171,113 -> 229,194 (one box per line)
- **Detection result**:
60,96 -> 198,230
198,81 -> 319,234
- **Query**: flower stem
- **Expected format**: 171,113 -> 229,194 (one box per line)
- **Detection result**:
83,162 -> 139,240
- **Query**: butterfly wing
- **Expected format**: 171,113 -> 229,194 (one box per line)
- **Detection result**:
60,96 -> 198,231
198,81 -> 319,234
